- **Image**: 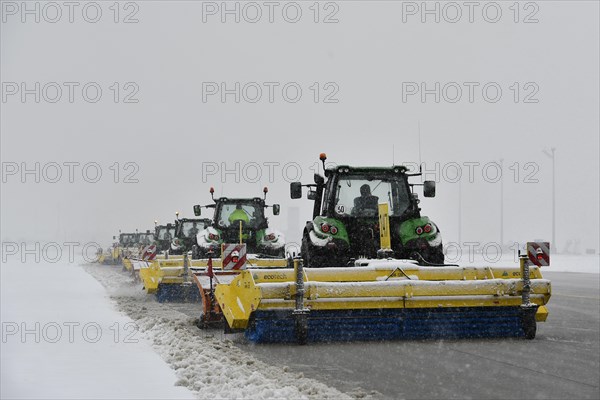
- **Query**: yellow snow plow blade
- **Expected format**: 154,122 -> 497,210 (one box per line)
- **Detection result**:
122,258 -> 133,271
139,256 -> 288,296
215,259 -> 551,343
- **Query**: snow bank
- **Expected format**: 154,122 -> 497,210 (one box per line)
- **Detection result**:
0,260 -> 195,400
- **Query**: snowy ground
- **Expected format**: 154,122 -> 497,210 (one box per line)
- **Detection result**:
1,260 -> 195,400
1,259 -> 360,399
2,254 -> 596,399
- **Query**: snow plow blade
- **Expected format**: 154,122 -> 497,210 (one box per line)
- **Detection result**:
96,248 -> 118,264
214,259 -> 551,343
139,256 -> 204,303
97,253 -> 115,265
139,254 -> 288,305
191,256 -> 290,326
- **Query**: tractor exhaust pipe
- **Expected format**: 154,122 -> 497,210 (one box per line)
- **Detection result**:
292,257 -> 309,345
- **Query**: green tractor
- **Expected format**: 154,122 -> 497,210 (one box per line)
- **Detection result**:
118,232 -> 137,248
291,154 -> 444,267
169,214 -> 211,255
154,222 -> 176,252
192,187 -> 285,258
137,230 -> 155,247
117,230 -> 152,260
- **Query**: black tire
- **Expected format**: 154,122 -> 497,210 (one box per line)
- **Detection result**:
300,235 -> 311,267
423,244 -> 445,265
191,245 -> 200,260
301,234 -> 323,268
408,243 -> 445,265
274,247 -> 286,258
301,233 -> 348,267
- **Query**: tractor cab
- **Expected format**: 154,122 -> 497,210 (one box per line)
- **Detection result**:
170,217 -> 211,255
291,153 -> 443,266
137,230 -> 155,246
215,198 -> 267,233
192,187 -> 284,258
119,233 -> 137,248
155,224 -> 176,251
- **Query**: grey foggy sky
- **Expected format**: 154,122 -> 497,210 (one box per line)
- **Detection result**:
1,1 -> 598,252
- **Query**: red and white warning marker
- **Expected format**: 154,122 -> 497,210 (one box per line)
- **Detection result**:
221,243 -> 247,270
527,242 -> 550,266
141,244 -> 157,261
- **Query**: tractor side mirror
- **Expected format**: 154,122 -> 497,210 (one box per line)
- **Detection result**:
290,182 -> 302,199
193,205 -> 201,216
314,174 -> 324,185
307,190 -> 317,200
423,181 -> 436,197
273,204 -> 280,215
167,223 -> 172,228
113,236 -> 116,240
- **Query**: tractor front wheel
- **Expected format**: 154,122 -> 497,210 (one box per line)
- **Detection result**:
301,235 -> 323,268
191,245 -> 200,260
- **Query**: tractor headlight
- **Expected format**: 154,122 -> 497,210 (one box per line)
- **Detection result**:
265,233 -> 276,241
321,223 -> 338,235
416,224 -> 432,235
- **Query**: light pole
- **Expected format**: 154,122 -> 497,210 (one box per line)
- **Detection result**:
542,148 -> 556,251
499,159 -> 504,249
458,179 -> 462,245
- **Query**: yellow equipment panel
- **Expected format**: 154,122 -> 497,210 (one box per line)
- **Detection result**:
379,203 -> 391,249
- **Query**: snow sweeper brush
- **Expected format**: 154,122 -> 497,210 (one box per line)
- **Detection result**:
139,253 -> 204,303
139,245 -> 289,304
215,247 -> 551,344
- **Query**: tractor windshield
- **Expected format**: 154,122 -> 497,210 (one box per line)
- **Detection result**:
157,227 -> 175,240
331,175 -> 411,218
138,233 -> 154,245
215,201 -> 265,228
181,221 -> 203,238
120,234 -> 136,246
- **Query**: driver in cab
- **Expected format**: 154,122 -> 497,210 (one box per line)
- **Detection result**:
353,184 -> 379,215
228,204 -> 250,226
